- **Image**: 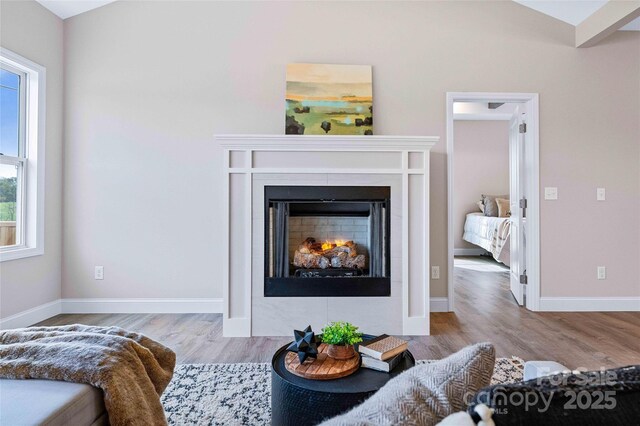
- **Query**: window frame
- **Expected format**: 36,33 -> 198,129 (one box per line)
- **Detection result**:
0,48 -> 46,262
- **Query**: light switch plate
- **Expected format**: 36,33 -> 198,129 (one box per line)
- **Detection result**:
544,187 -> 558,200
597,188 -> 606,201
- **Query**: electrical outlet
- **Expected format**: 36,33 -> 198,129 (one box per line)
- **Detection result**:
95,266 -> 104,280
544,187 -> 558,200
597,188 -> 606,201
597,266 -> 606,280
431,266 -> 440,280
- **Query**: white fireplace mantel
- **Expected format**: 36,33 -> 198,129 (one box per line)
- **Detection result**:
218,135 -> 438,337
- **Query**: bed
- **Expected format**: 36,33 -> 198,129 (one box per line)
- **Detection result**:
462,212 -> 511,266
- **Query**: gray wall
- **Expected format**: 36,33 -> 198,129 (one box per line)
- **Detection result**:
0,1 -> 63,318
60,1 -> 639,301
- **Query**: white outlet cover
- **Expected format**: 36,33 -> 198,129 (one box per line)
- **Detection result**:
95,266 -> 104,280
597,266 -> 606,280
431,266 -> 440,280
544,187 -> 558,200
597,188 -> 606,201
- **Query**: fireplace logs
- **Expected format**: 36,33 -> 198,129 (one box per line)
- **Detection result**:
293,251 -> 330,269
293,238 -> 365,270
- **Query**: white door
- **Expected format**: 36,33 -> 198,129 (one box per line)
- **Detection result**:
509,108 -> 526,305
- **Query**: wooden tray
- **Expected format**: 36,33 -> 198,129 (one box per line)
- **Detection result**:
285,343 -> 360,380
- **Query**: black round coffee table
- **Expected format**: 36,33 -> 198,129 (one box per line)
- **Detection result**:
271,335 -> 415,426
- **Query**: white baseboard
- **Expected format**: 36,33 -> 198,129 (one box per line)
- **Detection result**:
0,298 -> 225,329
539,297 -> 640,312
61,298 -> 224,314
0,299 -> 62,330
454,248 -> 487,256
430,297 -> 450,312
8,296 -> 635,329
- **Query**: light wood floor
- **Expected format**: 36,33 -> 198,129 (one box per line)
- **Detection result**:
38,256 -> 640,369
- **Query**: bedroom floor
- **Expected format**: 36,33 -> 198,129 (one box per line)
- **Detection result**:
454,255 -> 515,306
37,257 -> 640,369
454,255 -> 510,273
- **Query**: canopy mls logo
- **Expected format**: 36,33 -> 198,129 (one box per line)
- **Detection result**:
465,368 -> 623,414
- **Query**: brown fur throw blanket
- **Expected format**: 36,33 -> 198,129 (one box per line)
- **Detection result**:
0,324 -> 176,425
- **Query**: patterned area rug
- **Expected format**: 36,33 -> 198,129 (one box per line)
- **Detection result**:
162,357 -> 524,425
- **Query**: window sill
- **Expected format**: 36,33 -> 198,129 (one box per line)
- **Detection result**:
0,246 -> 44,262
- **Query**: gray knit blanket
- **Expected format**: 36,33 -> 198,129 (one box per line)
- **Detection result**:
0,324 -> 176,426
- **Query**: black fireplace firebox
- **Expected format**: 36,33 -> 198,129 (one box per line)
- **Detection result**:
264,186 -> 391,297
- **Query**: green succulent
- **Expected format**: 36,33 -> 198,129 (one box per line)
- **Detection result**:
320,321 -> 363,346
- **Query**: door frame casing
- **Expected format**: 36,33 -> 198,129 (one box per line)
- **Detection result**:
446,92 -> 540,311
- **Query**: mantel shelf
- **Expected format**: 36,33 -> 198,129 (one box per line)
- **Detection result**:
215,134 -> 439,151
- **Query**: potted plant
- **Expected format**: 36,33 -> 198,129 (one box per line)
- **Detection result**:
321,321 -> 363,360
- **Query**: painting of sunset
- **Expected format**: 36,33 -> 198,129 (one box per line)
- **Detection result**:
285,63 -> 373,135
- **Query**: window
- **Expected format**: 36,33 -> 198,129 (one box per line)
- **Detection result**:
1,65 -> 26,248
0,48 -> 45,261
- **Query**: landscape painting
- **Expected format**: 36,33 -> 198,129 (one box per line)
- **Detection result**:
285,63 -> 373,135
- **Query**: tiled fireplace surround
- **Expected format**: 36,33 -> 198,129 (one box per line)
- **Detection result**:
219,135 -> 438,337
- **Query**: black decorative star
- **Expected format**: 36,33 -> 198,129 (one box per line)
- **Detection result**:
286,325 -> 320,364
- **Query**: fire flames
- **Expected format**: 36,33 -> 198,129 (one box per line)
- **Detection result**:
321,239 -> 346,251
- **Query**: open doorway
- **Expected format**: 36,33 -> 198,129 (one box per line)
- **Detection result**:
446,93 -> 540,312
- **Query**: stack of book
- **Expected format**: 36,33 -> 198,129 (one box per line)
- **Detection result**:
358,334 -> 408,373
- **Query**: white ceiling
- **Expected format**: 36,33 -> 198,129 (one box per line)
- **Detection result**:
35,0 -> 640,30
453,102 -> 519,121
515,0 -> 608,25
35,0 -> 117,20
621,16 -> 640,31
514,0 -> 640,30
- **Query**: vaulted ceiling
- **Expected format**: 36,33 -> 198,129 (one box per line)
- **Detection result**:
35,0 -> 640,34
514,0 -> 640,30
35,0 -> 117,20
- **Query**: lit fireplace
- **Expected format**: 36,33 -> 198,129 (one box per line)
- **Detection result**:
295,238 -> 364,269
264,186 -> 390,297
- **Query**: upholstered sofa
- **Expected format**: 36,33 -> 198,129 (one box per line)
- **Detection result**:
0,378 -> 107,425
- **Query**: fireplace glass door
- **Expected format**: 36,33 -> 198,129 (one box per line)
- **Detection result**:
265,186 -> 390,297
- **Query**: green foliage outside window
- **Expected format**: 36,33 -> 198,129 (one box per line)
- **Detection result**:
0,177 -> 17,221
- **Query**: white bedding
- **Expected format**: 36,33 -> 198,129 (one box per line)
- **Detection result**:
462,213 -> 511,266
